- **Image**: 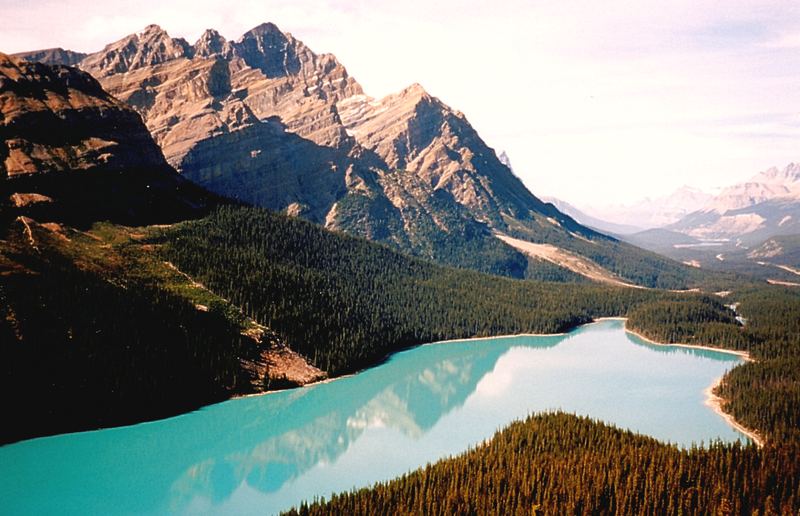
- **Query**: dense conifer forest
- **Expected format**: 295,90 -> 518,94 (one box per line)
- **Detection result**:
628,288 -> 800,442
157,206 -> 728,374
285,413 -> 799,515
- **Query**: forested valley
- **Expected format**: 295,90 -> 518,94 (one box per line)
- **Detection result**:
0,205 -> 745,442
157,206 -> 741,375
3,205 -> 799,515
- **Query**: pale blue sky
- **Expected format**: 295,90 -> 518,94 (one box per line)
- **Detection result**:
2,0 -> 798,207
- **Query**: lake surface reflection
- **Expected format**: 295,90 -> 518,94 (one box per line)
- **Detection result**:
0,319 -> 746,515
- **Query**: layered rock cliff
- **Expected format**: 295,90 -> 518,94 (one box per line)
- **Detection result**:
0,52 -> 210,225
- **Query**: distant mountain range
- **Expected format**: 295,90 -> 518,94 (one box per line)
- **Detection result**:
540,160 -> 800,281
667,162 -> 800,244
580,186 -> 715,231
591,163 -> 800,279
13,23 -> 697,287
541,196 -> 644,235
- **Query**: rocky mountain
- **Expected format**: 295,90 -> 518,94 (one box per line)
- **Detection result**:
746,234 -> 800,270
0,52 -> 210,225
587,186 -> 714,230
707,163 -> 800,213
497,150 -> 514,171
10,47 -> 88,66
614,163 -> 800,278
668,163 -> 800,244
541,196 -> 643,235
14,23 -> 698,287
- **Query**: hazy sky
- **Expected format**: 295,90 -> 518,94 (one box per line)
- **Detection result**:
2,0 -> 799,207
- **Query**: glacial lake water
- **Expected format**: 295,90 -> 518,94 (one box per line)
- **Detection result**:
0,319 -> 747,515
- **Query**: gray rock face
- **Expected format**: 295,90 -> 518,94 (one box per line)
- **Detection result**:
11,47 -> 87,66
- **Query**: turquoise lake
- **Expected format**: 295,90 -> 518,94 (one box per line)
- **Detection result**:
0,319 -> 747,515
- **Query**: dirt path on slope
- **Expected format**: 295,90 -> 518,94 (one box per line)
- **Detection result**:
495,232 -> 644,288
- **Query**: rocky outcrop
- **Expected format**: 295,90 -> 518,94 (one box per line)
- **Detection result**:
79,24 -> 194,78
66,23 -> 362,159
11,47 -> 87,66
0,52 -> 165,177
0,52 -> 211,225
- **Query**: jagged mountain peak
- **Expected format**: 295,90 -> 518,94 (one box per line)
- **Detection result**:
193,28 -> 232,58
241,22 -> 285,38
757,162 -> 800,184
233,22 -> 305,78
399,82 -> 428,97
80,24 -> 192,77
336,82 -> 588,230
138,24 -> 167,36
395,83 -> 452,112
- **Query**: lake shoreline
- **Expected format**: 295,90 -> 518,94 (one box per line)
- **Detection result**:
703,377 -> 764,447
236,318 -> 764,448
234,327 -> 581,401
623,327 -> 753,362
622,324 -> 762,447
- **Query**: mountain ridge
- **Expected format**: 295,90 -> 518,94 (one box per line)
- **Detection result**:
13,23 -> 700,288
668,162 -> 800,243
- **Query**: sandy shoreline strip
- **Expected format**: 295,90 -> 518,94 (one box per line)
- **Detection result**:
703,377 -> 764,447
